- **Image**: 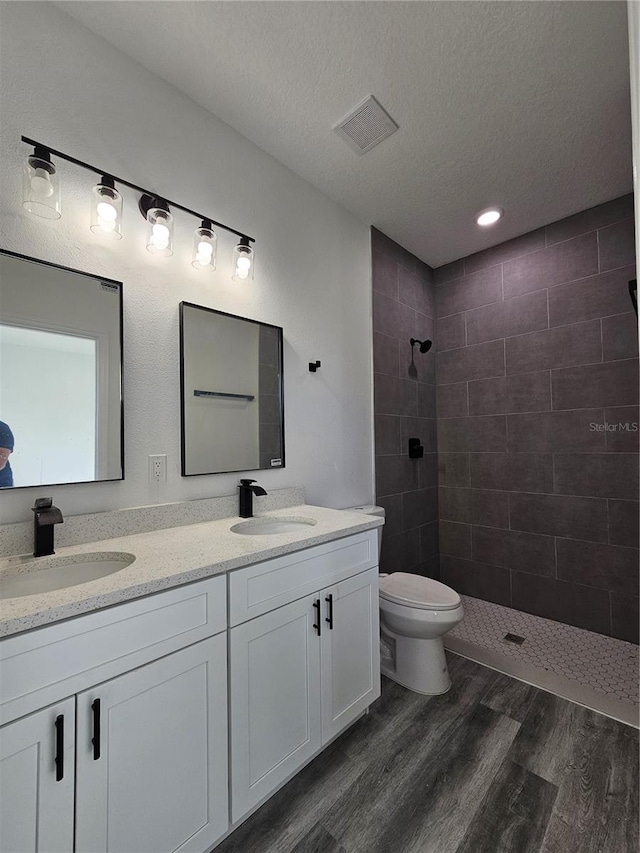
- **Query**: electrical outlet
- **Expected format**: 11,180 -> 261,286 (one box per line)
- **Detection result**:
148,454 -> 167,484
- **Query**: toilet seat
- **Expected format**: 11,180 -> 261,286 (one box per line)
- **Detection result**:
379,572 -> 461,611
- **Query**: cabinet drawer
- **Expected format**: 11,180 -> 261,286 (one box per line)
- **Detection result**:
229,531 -> 377,626
0,574 -> 226,726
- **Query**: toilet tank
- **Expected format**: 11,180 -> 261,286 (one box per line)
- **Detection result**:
347,505 -> 385,563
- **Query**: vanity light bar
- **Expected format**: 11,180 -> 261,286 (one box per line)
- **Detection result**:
20,136 -> 255,267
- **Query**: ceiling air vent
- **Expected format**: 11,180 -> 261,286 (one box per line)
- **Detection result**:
333,95 -> 399,155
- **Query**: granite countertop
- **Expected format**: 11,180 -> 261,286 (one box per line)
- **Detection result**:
0,505 -> 383,638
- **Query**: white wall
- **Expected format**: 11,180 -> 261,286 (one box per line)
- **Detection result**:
0,2 -> 374,524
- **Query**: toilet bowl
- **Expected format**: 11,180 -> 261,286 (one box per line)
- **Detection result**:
347,505 -> 464,695
379,573 -> 464,694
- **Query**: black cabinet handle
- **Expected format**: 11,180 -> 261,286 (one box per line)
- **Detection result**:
54,715 -> 64,781
325,594 -> 334,630
91,699 -> 101,760
312,599 -> 321,636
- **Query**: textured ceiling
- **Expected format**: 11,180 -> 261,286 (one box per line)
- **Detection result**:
56,1 -> 633,267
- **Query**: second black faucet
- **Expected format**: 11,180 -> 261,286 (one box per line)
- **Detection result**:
238,479 -> 267,518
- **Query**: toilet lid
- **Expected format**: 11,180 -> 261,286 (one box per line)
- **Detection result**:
379,572 -> 461,610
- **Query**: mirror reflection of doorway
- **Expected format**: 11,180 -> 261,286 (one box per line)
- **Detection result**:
0,324 -> 97,486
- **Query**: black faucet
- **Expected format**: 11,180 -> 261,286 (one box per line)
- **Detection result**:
31,497 -> 64,557
238,479 -> 267,518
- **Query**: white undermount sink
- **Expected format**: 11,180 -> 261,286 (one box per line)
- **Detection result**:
0,552 -> 136,599
231,517 -> 317,536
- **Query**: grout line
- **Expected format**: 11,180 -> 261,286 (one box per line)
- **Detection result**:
553,536 -> 558,579
596,228 -> 601,274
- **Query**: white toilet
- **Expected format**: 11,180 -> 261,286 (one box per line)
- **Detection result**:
349,505 -> 464,695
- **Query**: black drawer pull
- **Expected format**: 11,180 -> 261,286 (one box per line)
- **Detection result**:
312,599 -> 321,636
92,699 -> 101,760
54,715 -> 64,781
325,594 -> 334,630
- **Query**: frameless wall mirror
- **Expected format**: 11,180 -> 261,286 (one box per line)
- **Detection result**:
0,249 -> 124,489
180,301 -> 284,476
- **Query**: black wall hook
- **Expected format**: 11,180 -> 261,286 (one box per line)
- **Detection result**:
309,360 -> 321,372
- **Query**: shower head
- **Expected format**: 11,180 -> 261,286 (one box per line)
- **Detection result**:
410,338 -> 432,354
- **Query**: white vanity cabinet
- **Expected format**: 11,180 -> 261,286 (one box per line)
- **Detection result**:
0,698 -> 75,853
228,532 -> 380,821
0,575 -> 229,853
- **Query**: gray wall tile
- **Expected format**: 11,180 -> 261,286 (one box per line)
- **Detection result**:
608,499 -> 639,548
464,228 -> 546,274
507,410 -> 606,453
505,320 -> 602,375
373,229 -> 439,569
469,452 -> 554,493
372,249 -> 398,299
556,539 -> 639,594
399,266 -> 434,316
433,259 -> 464,285
437,415 -> 507,453
471,526 -> 556,577
420,521 -> 440,560
439,521 -> 472,558
503,232 -> 599,298
436,266 -> 502,317
376,494 -> 403,537
509,493 -> 609,543
545,194 -> 634,245
604,407 -> 640,452
373,332 -> 400,376
432,197 -> 637,637
403,488 -> 438,529
438,339 -> 505,384
554,453 -> 639,500
440,556 -> 511,606
436,383 -> 468,418
610,593 -> 640,644
375,454 -> 419,497
373,288 -> 415,340
551,359 -> 639,410
602,313 -> 639,362
437,313 -> 466,351
511,572 -> 611,635
375,414 -> 401,456
599,217 -> 636,272
438,453 -> 470,487
548,265 -> 636,327
439,487 -> 471,523
472,489 -> 509,529
468,372 -> 551,415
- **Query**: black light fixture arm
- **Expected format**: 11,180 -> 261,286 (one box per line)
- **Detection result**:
21,136 -> 254,244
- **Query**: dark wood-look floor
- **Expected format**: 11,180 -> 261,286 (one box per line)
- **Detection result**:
216,654 -> 639,853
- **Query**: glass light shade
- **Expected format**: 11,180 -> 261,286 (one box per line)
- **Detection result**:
192,224 -> 217,271
91,182 -> 123,239
146,207 -> 174,256
22,152 -> 61,220
231,241 -> 254,282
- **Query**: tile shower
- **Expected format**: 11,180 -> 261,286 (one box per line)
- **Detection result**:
372,193 -> 639,707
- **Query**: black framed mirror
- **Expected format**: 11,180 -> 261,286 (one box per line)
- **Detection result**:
179,302 -> 284,476
0,249 -> 124,489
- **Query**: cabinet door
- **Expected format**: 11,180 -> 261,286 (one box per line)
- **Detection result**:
321,567 -> 380,743
75,635 -> 228,853
229,593 -> 322,822
0,698 -> 75,853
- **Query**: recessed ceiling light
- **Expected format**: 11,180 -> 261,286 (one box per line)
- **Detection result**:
476,207 -> 503,227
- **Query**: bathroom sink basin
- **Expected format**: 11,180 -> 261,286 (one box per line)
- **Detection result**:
0,552 -> 136,599
231,517 -> 317,536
